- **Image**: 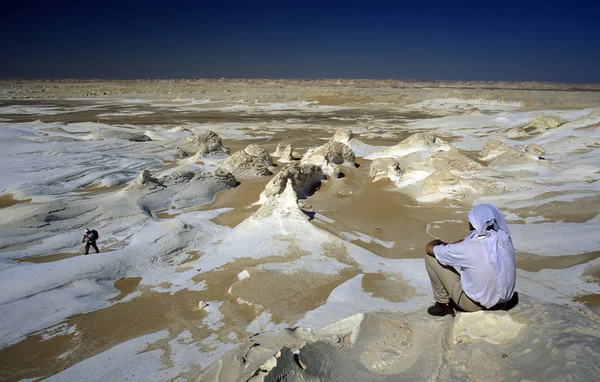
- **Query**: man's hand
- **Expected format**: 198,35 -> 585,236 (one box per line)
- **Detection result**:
425,239 -> 445,257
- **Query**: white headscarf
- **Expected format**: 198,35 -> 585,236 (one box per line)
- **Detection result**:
467,204 -> 513,297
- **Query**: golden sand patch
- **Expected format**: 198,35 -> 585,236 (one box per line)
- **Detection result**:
0,288 -> 210,381
511,193 -> 600,224
308,160 -> 468,259
157,159 -> 180,172
231,267 -> 360,324
108,277 -> 142,302
200,178 -> 271,227
73,183 -> 127,195
181,250 -> 203,265
0,193 -> 31,208
361,273 -> 419,302
156,211 -> 177,219
516,251 -> 600,273
19,252 -> 80,264
573,293 -> 600,307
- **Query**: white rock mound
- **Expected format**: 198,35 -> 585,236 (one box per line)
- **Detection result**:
525,114 -> 566,130
418,170 -> 479,203
259,163 -> 325,203
219,144 -> 273,177
365,133 -> 452,160
479,140 -> 548,166
330,128 -> 383,157
507,114 -> 566,138
452,311 -> 526,345
369,139 -> 484,202
125,168 -> 237,210
479,140 -> 512,161
126,169 -> 165,191
301,141 -> 356,178
271,143 -> 295,162
369,158 -> 403,182
197,297 -> 600,382
184,130 -> 229,157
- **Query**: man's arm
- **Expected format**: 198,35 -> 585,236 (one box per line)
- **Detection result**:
425,239 -> 445,257
82,234 -> 87,244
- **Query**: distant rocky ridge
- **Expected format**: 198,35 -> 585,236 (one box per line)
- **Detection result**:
2,79 -> 600,109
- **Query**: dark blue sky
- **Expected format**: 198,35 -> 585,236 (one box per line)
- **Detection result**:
2,0 -> 599,82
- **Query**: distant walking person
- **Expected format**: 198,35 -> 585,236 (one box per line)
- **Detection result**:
82,228 -> 100,255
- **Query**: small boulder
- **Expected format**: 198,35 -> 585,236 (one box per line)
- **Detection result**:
369,158 -> 403,181
301,141 -> 356,177
524,114 -> 565,130
220,144 -> 273,177
488,143 -> 548,166
129,134 -> 153,142
259,163 -> 325,202
186,130 -> 229,157
479,140 -> 512,161
525,143 -> 546,158
271,143 -> 294,162
127,169 -> 165,190
330,128 -> 354,144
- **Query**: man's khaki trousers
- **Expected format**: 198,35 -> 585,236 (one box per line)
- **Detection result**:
425,254 -> 483,312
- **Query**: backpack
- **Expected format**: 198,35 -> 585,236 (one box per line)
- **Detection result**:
91,229 -> 99,240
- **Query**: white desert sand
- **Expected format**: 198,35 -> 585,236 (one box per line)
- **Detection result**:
0,80 -> 599,381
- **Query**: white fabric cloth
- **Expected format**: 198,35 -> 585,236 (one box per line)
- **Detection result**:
434,204 -> 516,308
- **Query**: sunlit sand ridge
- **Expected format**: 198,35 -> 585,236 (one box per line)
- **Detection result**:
0,80 -> 599,381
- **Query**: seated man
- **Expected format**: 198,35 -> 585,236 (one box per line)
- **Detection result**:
425,204 -> 516,316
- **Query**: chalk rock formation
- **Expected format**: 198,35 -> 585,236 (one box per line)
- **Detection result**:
185,130 -> 229,157
525,143 -> 546,157
369,158 -> 403,181
259,163 -> 325,203
199,297 -> 600,382
424,148 -> 483,173
162,168 -> 237,188
507,114 -> 566,138
329,128 -> 383,157
252,179 -> 308,220
172,147 -> 189,159
330,127 -> 354,144
486,144 -> 547,167
452,311 -> 525,345
524,114 -> 566,130
330,128 -> 387,157
365,133 -> 452,160
506,127 -> 530,139
480,140 -> 547,166
219,144 -> 273,177
479,140 -> 512,161
127,168 -> 238,212
418,171 -> 475,202
271,143 -> 295,162
127,169 -> 165,190
301,141 -> 356,177
129,134 -> 152,142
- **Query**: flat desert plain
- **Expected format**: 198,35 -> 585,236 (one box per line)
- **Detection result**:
0,80 -> 599,381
